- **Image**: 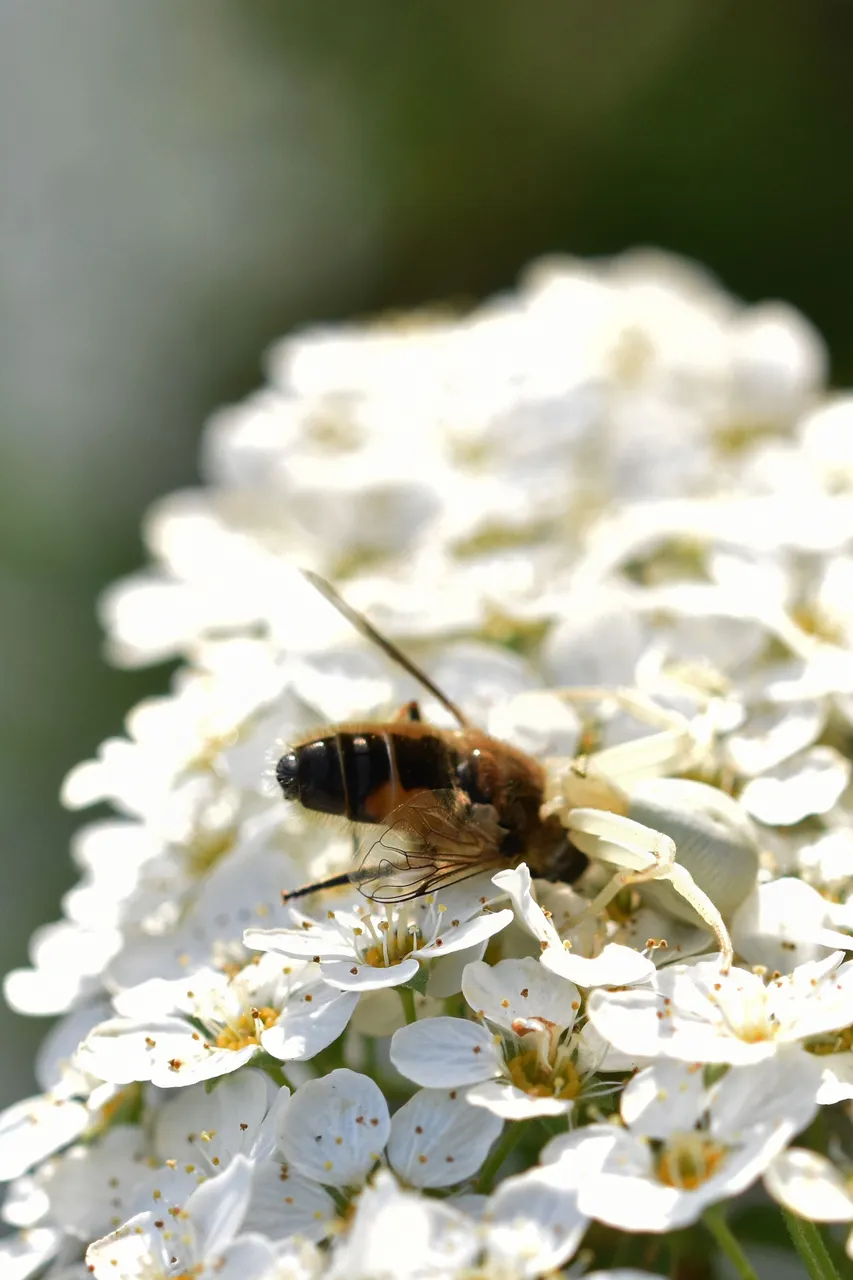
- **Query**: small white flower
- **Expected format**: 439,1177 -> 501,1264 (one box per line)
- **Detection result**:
391,957 -> 597,1120
541,1052 -> 819,1231
76,954 -> 357,1087
244,882 -> 512,995
86,1155 -> 277,1280
587,950 -> 853,1068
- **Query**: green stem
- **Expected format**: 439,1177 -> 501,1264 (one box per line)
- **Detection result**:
398,984 -> 418,1025
264,1061 -> 294,1091
477,1122 -> 526,1194
783,1208 -> 842,1280
702,1206 -> 760,1280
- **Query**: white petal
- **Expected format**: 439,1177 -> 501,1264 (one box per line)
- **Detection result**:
542,1125 -> 697,1233
390,1017 -> 503,1087
763,1152 -> 850,1218
387,1088 -> 502,1188
77,1016 -> 203,1085
492,864 -> 563,950
485,1164 -> 587,1277
740,747 -> 850,826
243,921 -> 353,961
208,1235 -> 280,1280
620,1062 -> 707,1138
542,940 -> 655,988
319,957 -> 419,991
153,1069 -> 284,1167
261,987 -> 358,1061
487,690 -> 582,758
774,955 -> 853,1042
571,1129 -> 696,1232
724,702 -> 824,777
328,1170 -> 478,1279
732,878 -> 853,972
0,1229 -> 61,1280
185,1154 -> 253,1259
0,1094 -> 88,1180
87,1212 -> 172,1280
418,908 -> 514,958
816,1052 -> 853,1105
462,957 -> 579,1033
41,1124 -> 147,1241
277,1069 -> 389,1188
765,1149 -> 853,1222
466,1079 -> 574,1120
709,1051 -> 821,1142
540,1122 -> 625,1181
244,1160 -> 336,1243
2,1176 -> 49,1230
34,999 -> 113,1091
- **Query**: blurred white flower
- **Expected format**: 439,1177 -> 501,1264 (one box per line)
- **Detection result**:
731,877 -> 853,972
86,1155 -> 276,1280
764,1147 -> 853,1259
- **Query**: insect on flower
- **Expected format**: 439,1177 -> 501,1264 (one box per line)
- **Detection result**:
276,572 -> 587,904
276,573 -> 744,968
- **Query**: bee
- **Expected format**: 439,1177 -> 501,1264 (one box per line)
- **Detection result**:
276,571 -> 588,903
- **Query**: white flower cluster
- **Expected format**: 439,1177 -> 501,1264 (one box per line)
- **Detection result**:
6,250 -> 853,1279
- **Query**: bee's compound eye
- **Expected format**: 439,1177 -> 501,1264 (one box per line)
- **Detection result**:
276,751 -> 300,801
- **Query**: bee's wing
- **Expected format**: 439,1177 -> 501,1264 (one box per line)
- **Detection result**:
351,788 -> 505,903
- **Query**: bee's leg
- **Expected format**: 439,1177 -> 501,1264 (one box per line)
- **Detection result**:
562,806 -> 734,972
393,700 -> 422,723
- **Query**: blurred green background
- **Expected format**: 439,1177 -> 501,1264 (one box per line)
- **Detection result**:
2,0 -> 853,1108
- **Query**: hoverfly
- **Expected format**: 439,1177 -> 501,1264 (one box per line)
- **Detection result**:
276,572 -> 588,904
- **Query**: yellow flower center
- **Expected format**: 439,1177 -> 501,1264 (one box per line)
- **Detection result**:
215,1006 -> 279,1051
655,1133 -> 728,1191
362,920 -> 420,968
505,1049 -> 580,1101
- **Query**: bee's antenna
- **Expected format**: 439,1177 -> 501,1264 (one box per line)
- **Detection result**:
282,871 -> 352,903
302,570 -> 471,729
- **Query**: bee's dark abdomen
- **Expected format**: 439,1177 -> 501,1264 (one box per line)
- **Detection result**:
288,737 -> 347,816
279,729 -> 458,825
394,732 -> 454,793
341,733 -> 391,822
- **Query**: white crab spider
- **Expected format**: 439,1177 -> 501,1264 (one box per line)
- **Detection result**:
542,687 -> 761,972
